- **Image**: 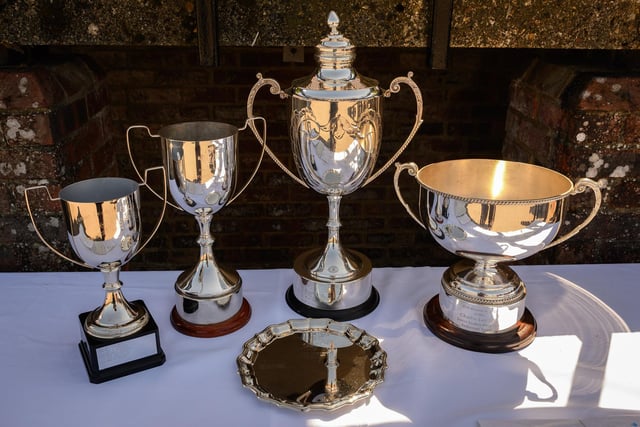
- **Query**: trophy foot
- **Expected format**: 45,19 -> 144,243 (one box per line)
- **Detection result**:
171,264 -> 251,337
84,299 -> 149,339
170,298 -> 252,338
286,285 -> 379,321
423,295 -> 536,353
78,300 -> 165,384
289,247 -> 378,320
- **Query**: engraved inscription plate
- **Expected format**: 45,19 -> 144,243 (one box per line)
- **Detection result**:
439,288 -> 524,333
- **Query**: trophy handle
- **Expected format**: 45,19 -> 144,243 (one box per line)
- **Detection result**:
24,185 -> 91,269
228,116 -> 268,204
246,73 -> 309,188
130,165 -> 169,259
365,72 -> 424,186
545,177 -> 602,250
393,162 -> 426,229
126,124 -> 182,210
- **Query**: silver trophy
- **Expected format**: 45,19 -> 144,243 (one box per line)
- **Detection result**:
394,159 -> 602,352
127,119 -> 266,337
25,168 -> 167,382
247,11 -> 423,320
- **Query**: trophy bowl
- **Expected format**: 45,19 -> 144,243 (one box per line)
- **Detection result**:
247,11 -> 423,321
25,171 -> 167,382
127,119 -> 266,338
394,159 -> 602,352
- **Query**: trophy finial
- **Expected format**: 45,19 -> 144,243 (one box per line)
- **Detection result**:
328,11 -> 340,35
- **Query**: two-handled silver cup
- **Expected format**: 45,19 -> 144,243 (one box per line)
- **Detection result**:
127,119 -> 266,337
394,159 -> 602,352
25,167 -> 167,382
247,11 -> 423,320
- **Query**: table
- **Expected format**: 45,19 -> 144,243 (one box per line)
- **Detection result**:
1,264 -> 639,426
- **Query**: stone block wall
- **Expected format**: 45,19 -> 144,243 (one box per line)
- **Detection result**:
503,58 -> 639,264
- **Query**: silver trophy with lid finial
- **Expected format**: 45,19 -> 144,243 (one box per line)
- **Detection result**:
247,11 -> 423,321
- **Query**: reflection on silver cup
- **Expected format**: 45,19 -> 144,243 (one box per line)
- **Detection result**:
60,178 -> 149,338
394,159 -> 602,352
127,119 -> 266,337
247,11 -> 423,320
25,170 -> 167,382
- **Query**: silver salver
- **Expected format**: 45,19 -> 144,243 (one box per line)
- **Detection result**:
237,318 -> 387,411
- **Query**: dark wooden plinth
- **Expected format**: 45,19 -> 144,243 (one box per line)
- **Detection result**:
423,295 -> 536,353
79,300 -> 165,383
170,298 -> 251,338
285,285 -> 380,322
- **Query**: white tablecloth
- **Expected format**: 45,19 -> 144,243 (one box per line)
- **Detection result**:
1,264 -> 639,427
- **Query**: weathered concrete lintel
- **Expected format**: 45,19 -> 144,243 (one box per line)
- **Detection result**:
1,1 -> 639,50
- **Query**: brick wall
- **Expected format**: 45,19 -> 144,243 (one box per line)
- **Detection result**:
504,56 -> 640,264
78,46 -> 532,272
0,55 -> 116,271
9,46 -> 630,272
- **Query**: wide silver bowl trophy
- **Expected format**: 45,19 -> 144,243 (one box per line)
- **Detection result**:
247,11 -> 423,321
127,119 -> 266,337
25,169 -> 167,383
394,159 -> 602,352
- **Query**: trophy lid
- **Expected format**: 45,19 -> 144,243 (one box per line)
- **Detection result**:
290,11 -> 379,100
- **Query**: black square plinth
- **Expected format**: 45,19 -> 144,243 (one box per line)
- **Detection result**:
78,300 -> 165,384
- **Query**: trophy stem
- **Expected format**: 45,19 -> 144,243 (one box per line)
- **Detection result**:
171,207 -> 251,337
310,194 -> 358,280
287,193 -> 378,320
471,259 -> 502,287
196,208 -> 216,266
327,193 -> 341,245
84,262 -> 149,339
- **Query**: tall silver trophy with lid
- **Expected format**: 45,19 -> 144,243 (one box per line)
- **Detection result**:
247,11 -> 423,320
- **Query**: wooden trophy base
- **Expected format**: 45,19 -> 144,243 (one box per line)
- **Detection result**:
423,295 -> 536,353
170,298 -> 251,338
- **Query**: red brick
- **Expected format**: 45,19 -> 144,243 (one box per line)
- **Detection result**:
49,58 -> 101,98
575,76 -> 640,112
90,139 -> 119,178
505,59 -> 639,264
0,68 -> 64,110
536,94 -> 566,129
1,113 -> 54,146
20,183 -> 63,213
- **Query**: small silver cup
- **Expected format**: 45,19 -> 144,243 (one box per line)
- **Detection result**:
394,159 -> 602,352
25,168 -> 167,382
127,119 -> 266,337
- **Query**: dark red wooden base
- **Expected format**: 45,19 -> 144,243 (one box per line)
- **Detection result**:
423,295 -> 536,353
170,298 -> 252,338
